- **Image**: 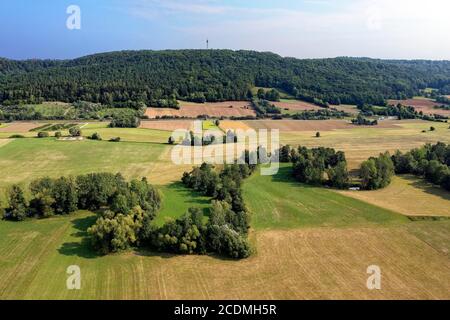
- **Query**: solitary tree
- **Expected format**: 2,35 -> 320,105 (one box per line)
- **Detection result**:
69,127 -> 82,137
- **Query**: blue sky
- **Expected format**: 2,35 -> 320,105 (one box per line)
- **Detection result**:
1,0 -> 449,60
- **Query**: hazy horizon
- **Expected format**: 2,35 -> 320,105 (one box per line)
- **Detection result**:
2,49 -> 450,63
1,0 -> 450,60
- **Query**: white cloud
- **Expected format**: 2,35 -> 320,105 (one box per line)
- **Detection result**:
126,0 -> 450,59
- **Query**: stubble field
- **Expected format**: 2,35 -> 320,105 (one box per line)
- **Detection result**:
145,101 -> 256,119
1,210 -> 449,300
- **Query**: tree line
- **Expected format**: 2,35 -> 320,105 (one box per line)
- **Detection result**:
2,50 -> 450,107
277,145 -> 395,191
351,114 -> 378,126
277,143 -> 450,192
291,109 -> 350,120
392,142 -> 450,191
2,173 -> 160,222
142,162 -> 257,259
0,101 -> 144,128
360,103 -> 449,122
1,156 -> 259,259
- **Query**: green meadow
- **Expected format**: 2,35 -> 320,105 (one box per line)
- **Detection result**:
243,164 -> 409,230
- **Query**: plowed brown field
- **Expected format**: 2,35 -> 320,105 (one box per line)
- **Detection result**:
146,101 -> 256,119
0,122 -> 44,133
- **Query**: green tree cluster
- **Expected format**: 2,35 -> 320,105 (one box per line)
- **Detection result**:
144,160 -> 257,259
392,142 -> 450,191
3,174 -> 161,228
359,152 -> 395,190
351,114 -> 378,126
290,146 -> 349,189
257,88 -> 280,102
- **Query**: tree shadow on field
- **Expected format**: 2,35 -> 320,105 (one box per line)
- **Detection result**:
135,248 -> 239,262
270,165 -> 298,186
402,174 -> 450,202
58,215 -> 101,259
134,248 -> 179,260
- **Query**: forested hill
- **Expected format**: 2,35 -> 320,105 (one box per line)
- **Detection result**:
1,50 -> 450,106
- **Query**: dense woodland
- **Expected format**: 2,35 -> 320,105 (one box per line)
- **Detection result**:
2,50 -> 450,107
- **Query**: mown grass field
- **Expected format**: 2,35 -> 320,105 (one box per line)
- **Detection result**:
154,182 -> 211,226
202,120 -> 221,131
0,211 -> 448,300
0,122 -> 171,143
0,138 -> 168,204
243,165 -> 408,230
1,118 -> 450,299
339,175 -> 450,217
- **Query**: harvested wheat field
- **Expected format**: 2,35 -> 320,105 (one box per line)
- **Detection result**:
388,98 -> 450,116
0,122 -> 44,133
244,120 -> 399,132
140,120 -> 194,131
218,120 -> 253,131
0,139 -> 12,148
279,120 -> 450,170
274,100 -> 322,112
146,101 -> 256,119
1,212 -> 449,299
330,104 -> 360,115
339,175 -> 450,217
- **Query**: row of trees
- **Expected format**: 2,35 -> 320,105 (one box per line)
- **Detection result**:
360,103 -> 448,122
391,142 -> 450,191
436,95 -> 450,105
279,143 -> 449,192
291,109 -> 349,120
2,173 -> 160,223
143,162 -> 256,259
351,114 -> 378,126
0,101 -> 146,125
176,130 -> 238,146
